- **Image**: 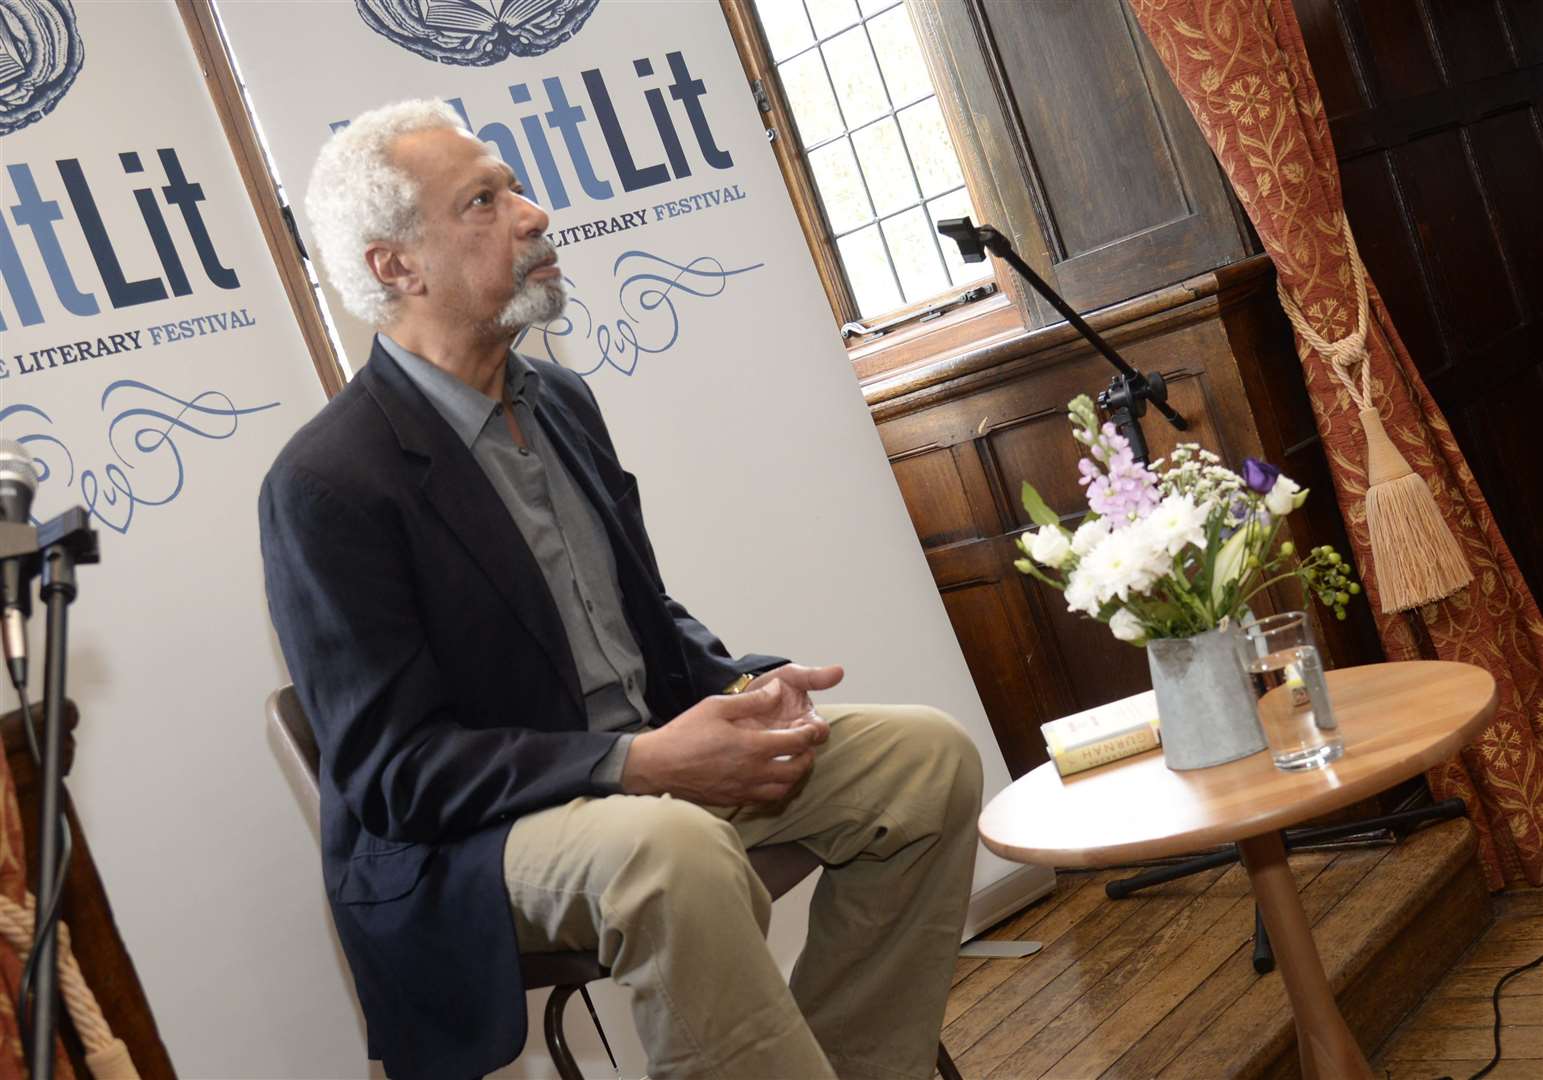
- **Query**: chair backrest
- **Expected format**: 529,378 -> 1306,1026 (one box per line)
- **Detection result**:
262,683 -> 821,898
266,685 -> 321,837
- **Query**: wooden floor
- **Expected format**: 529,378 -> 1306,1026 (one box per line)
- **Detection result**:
1374,887 -> 1543,1079
941,819 -> 1488,1078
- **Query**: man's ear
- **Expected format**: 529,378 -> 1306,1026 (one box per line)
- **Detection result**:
364,242 -> 425,299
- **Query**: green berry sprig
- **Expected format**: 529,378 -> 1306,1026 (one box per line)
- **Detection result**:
1298,544 -> 1361,620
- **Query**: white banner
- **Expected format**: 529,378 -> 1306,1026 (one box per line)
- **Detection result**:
0,1 -> 364,1076
210,0 -> 1053,1075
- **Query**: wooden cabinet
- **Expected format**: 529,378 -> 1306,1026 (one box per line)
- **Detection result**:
866,258 -> 1380,776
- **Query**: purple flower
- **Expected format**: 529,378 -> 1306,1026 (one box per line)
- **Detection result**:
1080,425 -> 1159,525
1242,457 -> 1280,495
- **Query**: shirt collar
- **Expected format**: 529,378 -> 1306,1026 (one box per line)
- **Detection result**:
377,332 -> 539,449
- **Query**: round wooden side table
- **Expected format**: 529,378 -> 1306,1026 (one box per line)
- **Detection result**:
978,660 -> 1498,1080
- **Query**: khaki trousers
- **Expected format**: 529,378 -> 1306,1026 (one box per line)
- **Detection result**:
502,704 -> 983,1080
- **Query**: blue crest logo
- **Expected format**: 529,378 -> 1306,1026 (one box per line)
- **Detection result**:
355,0 -> 601,66
0,0 -> 85,137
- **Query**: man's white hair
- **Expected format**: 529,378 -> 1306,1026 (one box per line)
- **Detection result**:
304,99 -> 466,327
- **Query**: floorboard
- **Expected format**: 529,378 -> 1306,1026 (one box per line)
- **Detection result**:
942,819 -> 1490,1079
1373,894 -> 1543,1080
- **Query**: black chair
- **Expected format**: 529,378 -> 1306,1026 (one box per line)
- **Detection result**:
266,685 -> 963,1080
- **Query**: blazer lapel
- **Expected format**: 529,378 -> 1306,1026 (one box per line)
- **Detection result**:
361,343 -> 583,710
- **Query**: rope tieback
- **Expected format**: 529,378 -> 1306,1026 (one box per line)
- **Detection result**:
1276,219 -> 1472,614
0,893 -> 140,1080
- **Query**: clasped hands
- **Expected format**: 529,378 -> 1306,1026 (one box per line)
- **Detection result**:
621,664 -> 844,807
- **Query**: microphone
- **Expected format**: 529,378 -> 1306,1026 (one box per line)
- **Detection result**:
0,440 -> 38,687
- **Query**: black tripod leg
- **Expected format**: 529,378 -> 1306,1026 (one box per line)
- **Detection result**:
1252,903 -> 1275,974
1285,797 -> 1467,847
1106,846 -> 1239,899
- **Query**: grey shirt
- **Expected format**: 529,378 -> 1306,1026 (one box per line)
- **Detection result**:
379,333 -> 647,787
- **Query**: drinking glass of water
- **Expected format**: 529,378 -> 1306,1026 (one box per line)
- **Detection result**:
1237,611 -> 1343,771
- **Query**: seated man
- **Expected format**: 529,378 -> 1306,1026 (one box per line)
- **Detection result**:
259,99 -> 983,1080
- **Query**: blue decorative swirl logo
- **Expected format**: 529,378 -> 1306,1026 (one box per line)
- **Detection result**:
518,249 -> 764,377
355,0 -> 599,66
0,0 -> 85,137
0,380 -> 280,535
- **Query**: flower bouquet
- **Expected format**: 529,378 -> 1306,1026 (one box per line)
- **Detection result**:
1013,396 -> 1358,646
1013,396 -> 1359,769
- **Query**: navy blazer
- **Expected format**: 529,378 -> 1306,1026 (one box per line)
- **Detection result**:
259,340 -> 782,1079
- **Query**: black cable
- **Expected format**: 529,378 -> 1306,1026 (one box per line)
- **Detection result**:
10,680 -> 74,1073
1470,951 -> 1543,1079
1426,951 -> 1543,1080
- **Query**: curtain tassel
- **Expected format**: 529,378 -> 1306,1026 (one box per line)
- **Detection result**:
1278,219 -> 1471,614
1357,406 -> 1472,612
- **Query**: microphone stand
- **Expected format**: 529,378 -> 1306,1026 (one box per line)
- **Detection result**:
29,508 -> 98,1080
936,217 -> 1188,461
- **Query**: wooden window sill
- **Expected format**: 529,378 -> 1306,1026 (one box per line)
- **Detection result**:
848,290 -> 1024,384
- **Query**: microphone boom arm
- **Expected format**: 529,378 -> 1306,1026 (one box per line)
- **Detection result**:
935,217 -> 1188,462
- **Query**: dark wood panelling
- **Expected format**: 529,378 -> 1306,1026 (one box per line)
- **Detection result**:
1354,0 -> 1446,100
1467,108 -> 1543,308
933,540 -> 1076,775
985,413 -> 1087,529
1294,0 -> 1543,599
890,449 -> 981,548
1294,0 -> 1366,117
1511,0 -> 1543,65
1395,131 -> 1517,366
1337,154 -> 1448,364
1426,0 -> 1514,83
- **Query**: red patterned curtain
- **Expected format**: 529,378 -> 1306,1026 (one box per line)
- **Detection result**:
1127,0 -> 1543,888
0,756 -> 27,1076
0,753 -> 72,1077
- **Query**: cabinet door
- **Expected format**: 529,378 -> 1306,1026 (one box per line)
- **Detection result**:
911,0 -> 1250,322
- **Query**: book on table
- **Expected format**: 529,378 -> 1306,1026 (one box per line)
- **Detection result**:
1041,690 -> 1161,776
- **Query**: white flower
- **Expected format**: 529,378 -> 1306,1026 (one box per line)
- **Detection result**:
1264,474 -> 1303,516
1077,526 -> 1167,604
1028,526 -> 1072,569
1108,607 -> 1146,643
1064,571 -> 1101,617
1071,517 -> 1110,556
1211,519 -> 1265,606
1141,493 -> 1210,557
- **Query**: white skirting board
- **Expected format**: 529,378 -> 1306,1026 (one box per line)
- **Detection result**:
963,860 -> 1058,941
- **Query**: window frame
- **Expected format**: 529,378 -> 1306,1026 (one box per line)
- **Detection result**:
718,0 -> 1015,372
180,0 -> 346,396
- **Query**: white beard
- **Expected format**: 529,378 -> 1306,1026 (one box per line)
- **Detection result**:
495,276 -> 566,330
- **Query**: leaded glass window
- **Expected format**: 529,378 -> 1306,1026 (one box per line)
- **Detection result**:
749,0 -> 992,321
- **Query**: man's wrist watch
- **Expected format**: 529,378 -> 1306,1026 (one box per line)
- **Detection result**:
722,673 -> 755,695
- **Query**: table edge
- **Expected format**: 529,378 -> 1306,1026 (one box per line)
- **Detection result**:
980,661 -> 1499,867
